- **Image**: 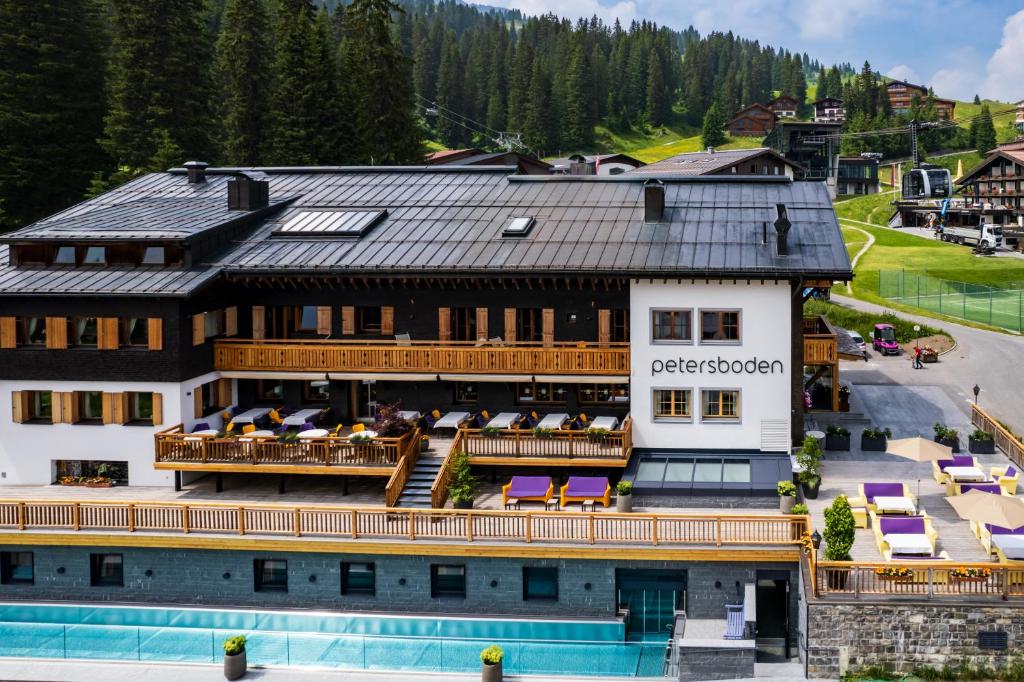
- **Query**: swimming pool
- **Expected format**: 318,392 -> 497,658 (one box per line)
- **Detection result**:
0,603 -> 667,677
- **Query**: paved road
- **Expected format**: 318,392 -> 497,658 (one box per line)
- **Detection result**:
832,293 -> 1024,435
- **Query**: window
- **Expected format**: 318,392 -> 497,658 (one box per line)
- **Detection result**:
71,317 -> 98,347
56,460 -> 128,484
431,564 -> 466,598
255,380 -> 283,403
454,382 -> 478,404
127,392 -> 153,423
0,552 -> 33,585
54,246 -> 76,264
254,559 -> 288,592
142,246 -> 165,265
82,246 -> 106,265
653,389 -> 691,421
295,306 -> 318,332
28,390 -> 52,421
78,391 -> 104,422
579,384 -> 629,405
304,380 -> 330,403
204,310 -> 225,338
450,308 -> 477,342
700,310 -> 740,343
23,317 -> 46,346
201,381 -> 225,414
90,553 -> 123,587
701,389 -> 740,421
502,216 -> 535,236
515,383 -> 568,405
341,562 -> 375,595
523,567 -> 558,601
356,307 -> 381,334
651,310 -> 692,343
123,318 -> 149,347
516,308 -> 542,343
610,309 -> 630,343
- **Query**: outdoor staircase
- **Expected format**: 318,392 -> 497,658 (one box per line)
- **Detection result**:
396,456 -> 444,508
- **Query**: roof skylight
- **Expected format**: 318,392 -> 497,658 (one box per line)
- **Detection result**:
502,216 -> 535,237
272,210 -> 387,238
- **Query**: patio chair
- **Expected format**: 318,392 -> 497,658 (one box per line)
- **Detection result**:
560,476 -> 611,508
241,424 -> 257,435
569,413 -> 590,430
474,410 -> 491,428
191,422 -> 211,433
990,465 -> 1019,495
352,423 -> 365,433
946,482 -> 1005,497
848,483 -> 915,513
873,515 -> 938,557
488,336 -> 504,347
395,333 -> 411,342
329,424 -> 344,436
268,408 -> 284,425
525,411 -> 540,428
931,455 -> 979,484
424,409 -> 441,429
502,476 -> 554,507
225,422 -> 235,433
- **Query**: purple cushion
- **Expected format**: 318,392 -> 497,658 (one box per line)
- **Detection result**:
879,516 -> 926,535
565,477 -> 609,497
191,422 -> 210,433
960,484 -> 1002,495
507,476 -> 552,497
938,455 -> 974,471
986,524 -> 1024,535
891,554 -> 939,560
1005,466 -> 1017,478
863,483 -> 904,503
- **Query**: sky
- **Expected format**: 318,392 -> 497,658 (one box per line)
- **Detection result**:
470,0 -> 1024,103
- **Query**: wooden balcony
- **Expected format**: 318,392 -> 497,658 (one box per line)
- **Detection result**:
802,315 -> 838,365
813,560 -> 1024,600
214,339 -> 630,376
459,418 -> 633,467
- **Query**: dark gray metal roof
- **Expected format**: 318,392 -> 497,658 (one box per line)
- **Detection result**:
628,148 -> 801,177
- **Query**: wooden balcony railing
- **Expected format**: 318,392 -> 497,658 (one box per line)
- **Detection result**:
431,431 -> 462,509
971,403 -> 1024,470
815,561 -> 1024,599
214,339 -> 630,376
385,437 -> 421,507
803,315 -> 838,364
154,425 -> 419,471
0,499 -> 807,548
459,418 -> 633,462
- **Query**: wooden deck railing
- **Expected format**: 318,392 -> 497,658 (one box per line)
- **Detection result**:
971,403 -> 1024,470
802,315 -> 838,365
154,425 -> 418,470
815,561 -> 1024,599
0,499 -> 807,548
214,339 -> 630,376
430,431 -> 462,509
458,418 -> 633,461
384,433 -> 422,507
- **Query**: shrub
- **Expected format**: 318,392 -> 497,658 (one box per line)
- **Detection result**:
480,425 -> 501,437
372,402 -> 415,436
969,428 -> 992,442
796,436 -> 823,485
791,503 -> 809,515
825,424 -> 850,437
934,422 -> 959,440
862,427 -> 892,439
823,495 -> 855,561
448,451 -> 477,504
223,635 -> 246,656
616,480 -> 633,496
586,427 -> 610,440
480,645 -> 504,665
777,480 -> 797,497
532,427 -> 554,439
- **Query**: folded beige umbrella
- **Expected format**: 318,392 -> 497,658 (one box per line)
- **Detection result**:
886,437 -> 953,462
948,489 -> 1024,529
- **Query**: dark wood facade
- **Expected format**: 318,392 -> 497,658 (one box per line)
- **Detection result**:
885,81 -> 955,120
768,95 -> 800,117
725,104 -> 776,136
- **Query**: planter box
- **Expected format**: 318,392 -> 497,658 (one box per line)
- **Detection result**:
934,435 -> 961,453
779,496 -> 796,513
453,500 -> 473,510
861,435 -> 887,451
825,434 -> 850,451
969,437 -> 996,455
801,478 -> 821,500
877,574 -> 913,583
952,575 -> 989,584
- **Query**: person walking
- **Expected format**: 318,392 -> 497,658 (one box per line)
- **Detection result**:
913,345 -> 924,369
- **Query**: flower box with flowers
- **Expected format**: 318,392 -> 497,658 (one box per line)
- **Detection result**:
875,566 -> 913,582
950,567 -> 991,583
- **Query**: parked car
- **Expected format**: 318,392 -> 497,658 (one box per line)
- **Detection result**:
870,323 -> 899,355
848,330 -> 867,357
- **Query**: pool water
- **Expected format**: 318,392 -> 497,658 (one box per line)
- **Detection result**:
0,603 -> 667,677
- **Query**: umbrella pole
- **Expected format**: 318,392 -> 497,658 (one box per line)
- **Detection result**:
917,478 -> 921,509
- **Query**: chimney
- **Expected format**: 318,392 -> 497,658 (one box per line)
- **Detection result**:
228,172 -> 270,211
569,161 -> 595,176
774,203 -> 792,255
644,180 -> 665,223
184,160 -> 208,184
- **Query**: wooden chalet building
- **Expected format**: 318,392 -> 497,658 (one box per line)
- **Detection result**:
425,148 -> 553,175
628,147 -> 801,178
763,121 -> 843,196
837,157 -> 880,196
549,153 -> 645,176
955,146 -> 1024,220
1016,99 -> 1023,134
813,98 -> 845,123
725,103 -> 777,136
885,80 -> 955,120
767,95 -> 800,119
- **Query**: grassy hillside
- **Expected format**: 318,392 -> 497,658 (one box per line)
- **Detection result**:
628,134 -> 765,163
834,191 -> 898,226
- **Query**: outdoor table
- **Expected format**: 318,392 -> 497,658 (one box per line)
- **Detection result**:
298,428 -> 329,439
239,430 -> 275,441
883,533 -> 934,555
992,535 -> 1024,560
230,408 -> 271,426
349,430 -> 379,440
945,466 -> 987,482
434,411 -> 470,429
486,412 -> 521,429
536,413 -> 569,430
282,409 -> 321,426
184,429 -> 218,441
398,411 -> 421,421
873,496 -> 917,515
589,416 -> 619,431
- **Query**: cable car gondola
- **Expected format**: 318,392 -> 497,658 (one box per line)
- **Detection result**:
901,163 -> 952,201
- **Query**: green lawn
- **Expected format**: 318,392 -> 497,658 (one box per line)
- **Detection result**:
834,192 -> 899,226
926,150 -> 984,178
841,226 -> 868,260
627,133 -> 765,163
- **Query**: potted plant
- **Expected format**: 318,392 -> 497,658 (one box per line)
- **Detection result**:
223,635 -> 247,680
350,432 -> 375,444
448,451 -> 477,510
933,423 -> 960,453
860,427 -> 891,452
586,427 -> 610,443
480,644 -> 504,682
791,503 -> 809,515
968,428 -> 995,455
420,434 -> 431,452
532,427 -> 554,439
825,424 -> 851,451
777,480 -> 797,513
481,425 -> 501,439
796,436 -> 823,499
838,385 -> 851,412
823,495 -> 855,589
615,480 -> 633,513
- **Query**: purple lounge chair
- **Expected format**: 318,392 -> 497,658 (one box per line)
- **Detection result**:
986,524 -> 1024,536
938,455 -> 975,471
878,516 -> 927,536
560,477 -> 612,507
863,483 -> 906,504
959,483 -> 1002,495
502,476 -> 553,506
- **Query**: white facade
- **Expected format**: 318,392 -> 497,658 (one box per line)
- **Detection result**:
629,280 -> 792,452
0,372 -> 226,486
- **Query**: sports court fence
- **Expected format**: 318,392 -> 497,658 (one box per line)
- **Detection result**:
878,270 -> 1023,332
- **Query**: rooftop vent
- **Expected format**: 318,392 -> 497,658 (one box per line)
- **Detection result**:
272,210 -> 387,238
184,161 -> 208,184
502,216 -> 535,237
644,180 -> 665,223
228,172 -> 269,211
774,203 -> 792,255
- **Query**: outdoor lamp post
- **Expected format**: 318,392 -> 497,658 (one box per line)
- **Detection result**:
973,384 -> 981,404
811,530 -> 822,551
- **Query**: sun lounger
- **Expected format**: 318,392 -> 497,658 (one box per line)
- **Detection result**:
932,455 -> 979,484
978,523 -> 1024,554
502,476 -> 554,507
873,515 -> 937,558
560,476 -> 612,508
848,483 -> 914,511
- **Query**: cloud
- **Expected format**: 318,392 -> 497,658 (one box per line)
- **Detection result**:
790,0 -> 888,40
979,8 -> 1024,101
886,64 -> 921,84
928,68 -> 977,101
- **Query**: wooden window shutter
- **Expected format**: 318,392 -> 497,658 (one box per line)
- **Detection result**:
542,308 -> 555,347
504,308 -> 516,343
192,314 -> 205,346
146,318 -> 164,350
51,392 -> 65,424
316,306 -> 332,336
97,317 -> 120,350
476,308 -> 488,340
217,378 -> 232,407
251,306 -> 265,340
11,391 -> 27,424
598,309 -> 611,347
341,306 -> 355,335
117,393 -> 130,425
0,317 -> 16,349
151,392 -> 163,426
193,385 -> 204,418
67,391 -> 80,424
45,317 -> 67,349
381,306 -> 394,336
225,306 -> 238,337
101,392 -> 116,425
437,307 -> 451,342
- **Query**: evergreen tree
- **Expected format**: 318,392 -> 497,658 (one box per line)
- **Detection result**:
313,7 -> 343,163
214,0 -> 271,165
434,32 -> 465,147
267,0 -> 321,165
563,41 -> 594,149
645,50 -> 670,126
0,0 -> 107,231
102,0 -> 213,170
975,104 -> 997,154
973,94 -> 981,105
700,103 -> 727,149
523,58 -> 557,154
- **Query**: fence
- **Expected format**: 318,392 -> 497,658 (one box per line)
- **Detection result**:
878,269 -> 1024,331
814,561 -> 1024,599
